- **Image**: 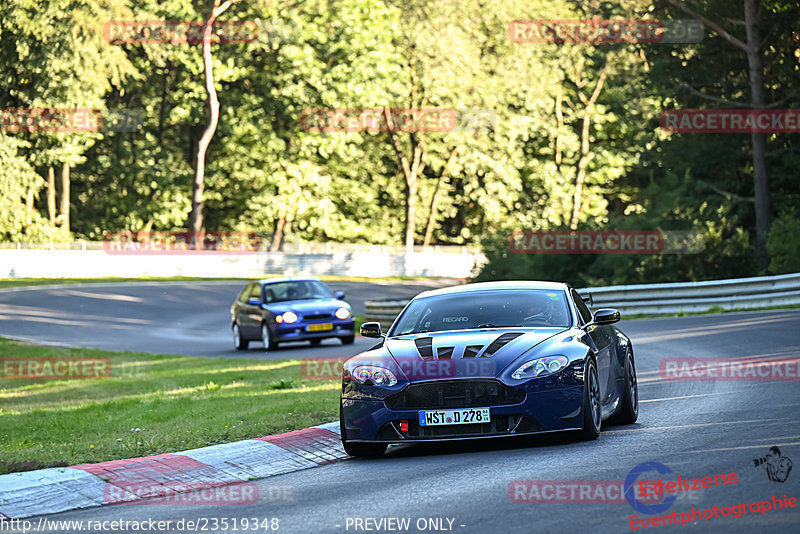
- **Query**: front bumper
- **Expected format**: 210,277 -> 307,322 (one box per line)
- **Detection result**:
271,320 -> 354,342
341,376 -> 585,442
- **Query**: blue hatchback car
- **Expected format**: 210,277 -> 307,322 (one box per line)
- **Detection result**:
230,277 -> 355,350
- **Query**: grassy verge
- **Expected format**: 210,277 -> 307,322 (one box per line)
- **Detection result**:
0,275 -> 444,289
0,337 -> 343,475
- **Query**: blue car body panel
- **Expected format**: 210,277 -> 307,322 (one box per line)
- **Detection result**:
340,281 -> 634,444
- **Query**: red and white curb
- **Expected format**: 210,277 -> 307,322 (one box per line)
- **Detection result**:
0,422 -> 345,520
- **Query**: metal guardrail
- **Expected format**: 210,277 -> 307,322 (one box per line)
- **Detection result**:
364,273 -> 800,326
363,300 -> 412,331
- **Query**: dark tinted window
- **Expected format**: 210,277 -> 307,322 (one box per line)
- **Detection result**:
572,289 -> 593,324
391,289 -> 571,335
248,284 -> 262,302
238,284 -> 253,303
263,280 -> 333,302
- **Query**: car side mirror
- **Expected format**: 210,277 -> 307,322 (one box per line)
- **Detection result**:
592,308 -> 620,325
335,291 -> 345,299
360,322 -> 383,338
247,298 -> 261,306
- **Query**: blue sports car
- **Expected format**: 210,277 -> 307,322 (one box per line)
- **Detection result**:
230,277 -> 355,350
339,281 -> 638,457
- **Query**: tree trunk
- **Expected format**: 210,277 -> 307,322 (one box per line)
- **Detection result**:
423,146 -> 458,247
663,0 -> 771,267
385,106 -> 427,254
60,163 -> 70,234
188,0 -> 241,241
744,0 -> 770,267
570,68 -> 607,230
271,215 -> 286,251
47,167 -> 56,223
25,188 -> 34,226
405,173 -> 418,252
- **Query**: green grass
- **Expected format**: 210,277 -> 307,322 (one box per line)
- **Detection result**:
0,337 -> 344,474
0,274 -> 443,289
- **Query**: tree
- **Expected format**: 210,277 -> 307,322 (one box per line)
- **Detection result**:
188,0 -> 245,238
663,0 -> 772,266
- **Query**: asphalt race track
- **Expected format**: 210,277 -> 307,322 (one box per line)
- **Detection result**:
2,283 -> 799,532
0,280 -> 454,359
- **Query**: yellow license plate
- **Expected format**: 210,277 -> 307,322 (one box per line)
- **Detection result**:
308,323 -> 333,332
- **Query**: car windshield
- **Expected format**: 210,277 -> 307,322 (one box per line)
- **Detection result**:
263,280 -> 333,303
390,289 -> 572,335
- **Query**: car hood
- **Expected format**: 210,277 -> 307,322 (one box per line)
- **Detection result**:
384,328 -> 567,380
265,298 -> 348,313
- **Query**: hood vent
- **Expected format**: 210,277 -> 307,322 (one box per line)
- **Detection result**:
463,345 -> 483,358
437,346 -> 454,359
414,337 -> 434,359
482,332 -> 523,357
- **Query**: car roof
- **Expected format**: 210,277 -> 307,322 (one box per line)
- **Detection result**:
415,280 -> 569,299
257,276 -> 321,285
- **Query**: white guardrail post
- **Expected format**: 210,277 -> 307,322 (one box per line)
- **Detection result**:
363,273 -> 800,324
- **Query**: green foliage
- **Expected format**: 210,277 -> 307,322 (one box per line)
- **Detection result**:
1,0 -> 797,282
767,212 -> 800,275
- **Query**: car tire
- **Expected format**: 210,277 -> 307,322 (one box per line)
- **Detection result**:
309,339 -> 322,346
340,404 -> 387,458
609,350 -> 638,425
261,323 -> 277,351
577,358 -> 601,441
233,323 -> 249,350
339,335 -> 355,345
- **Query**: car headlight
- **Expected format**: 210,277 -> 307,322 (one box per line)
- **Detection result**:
512,355 -> 569,379
335,307 -> 351,320
276,311 -> 298,324
351,365 -> 397,386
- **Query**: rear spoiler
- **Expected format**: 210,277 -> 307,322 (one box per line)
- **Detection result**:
581,293 -> 594,306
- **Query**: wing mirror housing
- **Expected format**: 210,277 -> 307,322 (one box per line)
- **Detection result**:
360,322 -> 383,338
592,308 -> 620,325
247,298 -> 261,306
335,290 -> 345,299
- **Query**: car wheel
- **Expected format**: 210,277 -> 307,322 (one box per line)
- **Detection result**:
232,323 -> 249,350
309,339 -> 322,346
339,335 -> 355,345
340,404 -> 387,458
610,350 -> 638,425
577,358 -> 601,440
261,323 -> 277,351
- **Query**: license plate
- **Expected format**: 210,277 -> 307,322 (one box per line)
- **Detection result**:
419,408 -> 490,426
307,323 -> 333,332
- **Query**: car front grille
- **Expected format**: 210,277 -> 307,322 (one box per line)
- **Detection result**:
376,415 -> 541,439
384,380 -> 526,410
303,313 -> 332,320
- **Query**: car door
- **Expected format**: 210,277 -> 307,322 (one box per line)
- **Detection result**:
572,289 -> 614,409
239,283 -> 262,338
